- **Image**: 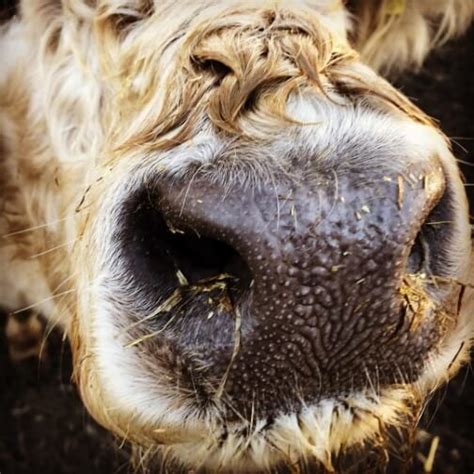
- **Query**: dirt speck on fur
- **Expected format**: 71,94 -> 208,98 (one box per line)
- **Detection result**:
0,27 -> 473,474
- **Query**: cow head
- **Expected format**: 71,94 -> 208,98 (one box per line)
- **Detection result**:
1,0 -> 473,471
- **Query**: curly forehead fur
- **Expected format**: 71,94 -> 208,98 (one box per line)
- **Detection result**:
1,0 -> 474,472
19,0 -> 440,160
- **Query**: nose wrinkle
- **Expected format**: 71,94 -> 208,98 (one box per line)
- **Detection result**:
157,166 -> 446,416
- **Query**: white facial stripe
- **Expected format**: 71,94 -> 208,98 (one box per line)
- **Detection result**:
136,95 -> 454,178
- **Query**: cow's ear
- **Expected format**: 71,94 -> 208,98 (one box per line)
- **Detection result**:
346,0 -> 474,75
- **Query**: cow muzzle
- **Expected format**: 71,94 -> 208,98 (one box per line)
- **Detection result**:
115,155 -> 463,421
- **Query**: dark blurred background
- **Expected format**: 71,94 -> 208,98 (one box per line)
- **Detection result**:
0,20 -> 473,474
392,25 -> 474,474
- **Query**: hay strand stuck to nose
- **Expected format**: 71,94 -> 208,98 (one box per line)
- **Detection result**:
215,306 -> 242,400
123,288 -> 183,333
397,175 -> 405,209
124,273 -> 239,348
398,271 -> 469,336
400,274 -> 434,332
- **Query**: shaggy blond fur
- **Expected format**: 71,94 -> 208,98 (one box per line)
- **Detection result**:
349,0 -> 474,74
1,0 -> 473,472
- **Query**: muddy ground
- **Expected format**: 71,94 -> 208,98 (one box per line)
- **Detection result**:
0,26 -> 473,474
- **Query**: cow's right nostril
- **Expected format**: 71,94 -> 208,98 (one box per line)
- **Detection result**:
118,189 -> 253,309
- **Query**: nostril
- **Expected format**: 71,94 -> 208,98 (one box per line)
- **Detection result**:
406,231 -> 426,274
119,189 -> 253,307
406,179 -> 455,279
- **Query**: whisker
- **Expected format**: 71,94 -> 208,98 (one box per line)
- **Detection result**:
122,289 -> 183,332
447,341 -> 466,371
215,306 -> 242,399
124,313 -> 179,348
450,137 -> 469,154
28,238 -> 79,259
2,217 -> 70,238
51,271 -> 78,294
180,167 -> 201,216
425,220 -> 454,225
269,170 -> 282,230
12,288 -> 78,313
39,305 -> 66,361
456,158 -> 474,167
220,395 -> 251,425
423,274 -> 474,289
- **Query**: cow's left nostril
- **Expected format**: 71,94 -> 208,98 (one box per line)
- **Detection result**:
407,230 -> 428,274
407,180 -> 455,278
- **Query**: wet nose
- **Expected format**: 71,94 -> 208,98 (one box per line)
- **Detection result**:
123,161 -> 451,418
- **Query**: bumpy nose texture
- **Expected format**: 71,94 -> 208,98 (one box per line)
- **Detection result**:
156,163 -> 448,418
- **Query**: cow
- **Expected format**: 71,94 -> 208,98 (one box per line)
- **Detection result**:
1,1 -> 473,472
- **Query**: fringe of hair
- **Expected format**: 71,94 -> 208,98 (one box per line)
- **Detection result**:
348,0 -> 474,74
